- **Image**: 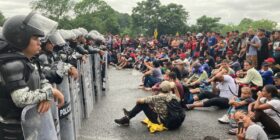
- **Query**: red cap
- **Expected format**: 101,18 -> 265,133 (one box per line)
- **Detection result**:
226,50 -> 233,55
179,53 -> 187,59
265,58 -> 275,63
194,52 -> 200,57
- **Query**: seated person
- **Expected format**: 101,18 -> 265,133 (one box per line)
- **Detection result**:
115,81 -> 180,126
234,111 -> 268,140
230,54 -> 241,72
213,59 -> 235,76
186,73 -> 237,110
199,57 -> 211,76
218,87 -> 254,124
172,59 -> 189,81
236,60 -> 263,99
248,84 -> 280,135
139,60 -> 163,90
185,63 -> 208,87
167,72 -> 184,100
259,62 -> 273,86
273,72 -> 280,91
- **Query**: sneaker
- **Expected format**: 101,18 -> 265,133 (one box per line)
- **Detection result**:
114,116 -> 130,126
228,128 -> 237,135
123,108 -> 130,117
218,114 -> 230,124
138,85 -> 144,89
185,104 -> 194,111
144,87 -> 152,91
229,122 -> 238,128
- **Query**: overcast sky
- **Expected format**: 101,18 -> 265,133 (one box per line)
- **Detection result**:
1,0 -> 279,25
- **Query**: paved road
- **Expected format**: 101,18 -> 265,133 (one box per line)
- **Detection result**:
78,68 -> 235,140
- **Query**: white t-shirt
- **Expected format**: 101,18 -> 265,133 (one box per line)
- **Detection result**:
245,124 -> 268,140
264,99 -> 280,126
216,75 -> 237,99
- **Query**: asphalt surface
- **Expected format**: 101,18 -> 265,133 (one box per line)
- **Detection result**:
78,68 -> 235,140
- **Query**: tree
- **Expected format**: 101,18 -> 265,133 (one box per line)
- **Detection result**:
132,0 -> 161,35
132,0 -> 189,36
74,0 -> 108,16
31,0 -> 74,20
219,18 -> 278,35
0,11 -> 5,26
157,3 -> 188,35
196,15 -> 221,32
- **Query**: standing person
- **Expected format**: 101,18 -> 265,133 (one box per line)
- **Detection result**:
246,28 -> 261,68
272,30 -> 280,65
231,30 -> 241,53
208,32 -> 217,57
257,29 -> 269,69
0,12 -> 64,139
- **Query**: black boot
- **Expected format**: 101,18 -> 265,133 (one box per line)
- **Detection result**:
123,108 -> 130,117
114,116 -> 130,126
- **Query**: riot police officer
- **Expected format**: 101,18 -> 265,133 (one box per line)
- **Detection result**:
0,12 -> 64,140
38,31 -> 78,84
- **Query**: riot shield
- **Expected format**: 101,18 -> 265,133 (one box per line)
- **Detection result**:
93,53 -> 102,96
102,51 -> 109,91
50,86 -> 61,139
21,104 -> 58,140
69,76 -> 82,140
57,76 -> 75,140
80,56 -> 94,118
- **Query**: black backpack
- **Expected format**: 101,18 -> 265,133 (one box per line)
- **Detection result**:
163,99 -> 186,130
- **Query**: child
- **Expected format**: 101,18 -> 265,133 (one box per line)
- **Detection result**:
218,87 -> 254,125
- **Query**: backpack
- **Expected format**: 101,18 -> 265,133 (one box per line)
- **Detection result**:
163,99 -> 186,130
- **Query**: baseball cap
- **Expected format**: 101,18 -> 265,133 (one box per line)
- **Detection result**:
265,58 -> 275,63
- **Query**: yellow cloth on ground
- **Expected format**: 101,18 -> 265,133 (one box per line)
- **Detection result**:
141,118 -> 167,133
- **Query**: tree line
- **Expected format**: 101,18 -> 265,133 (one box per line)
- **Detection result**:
0,0 -> 278,37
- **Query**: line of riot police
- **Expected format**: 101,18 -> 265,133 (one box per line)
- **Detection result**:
0,12 -> 108,140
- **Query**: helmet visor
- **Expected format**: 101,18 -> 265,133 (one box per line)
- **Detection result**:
24,12 -> 58,36
48,31 -> 66,46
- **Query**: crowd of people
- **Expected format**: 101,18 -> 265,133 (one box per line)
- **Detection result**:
110,29 -> 280,139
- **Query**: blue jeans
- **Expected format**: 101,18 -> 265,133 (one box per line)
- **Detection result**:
144,76 -> 161,87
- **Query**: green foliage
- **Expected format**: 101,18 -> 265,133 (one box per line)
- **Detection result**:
0,11 -> 5,26
195,15 -> 221,32
218,18 -> 277,35
132,0 -> 188,37
30,0 -> 278,37
30,0 -> 74,20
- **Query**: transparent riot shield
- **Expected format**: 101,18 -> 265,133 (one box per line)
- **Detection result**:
51,86 -> 61,139
69,76 -> 82,140
80,56 -> 94,118
21,104 -> 58,140
93,53 -> 102,96
102,51 -> 109,91
57,76 -> 75,140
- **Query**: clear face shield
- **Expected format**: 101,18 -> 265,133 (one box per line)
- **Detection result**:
0,27 -> 3,39
47,31 -> 66,46
23,12 -> 58,36
59,29 -> 77,40
78,27 -> 88,36
88,30 -> 101,40
72,29 -> 83,37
